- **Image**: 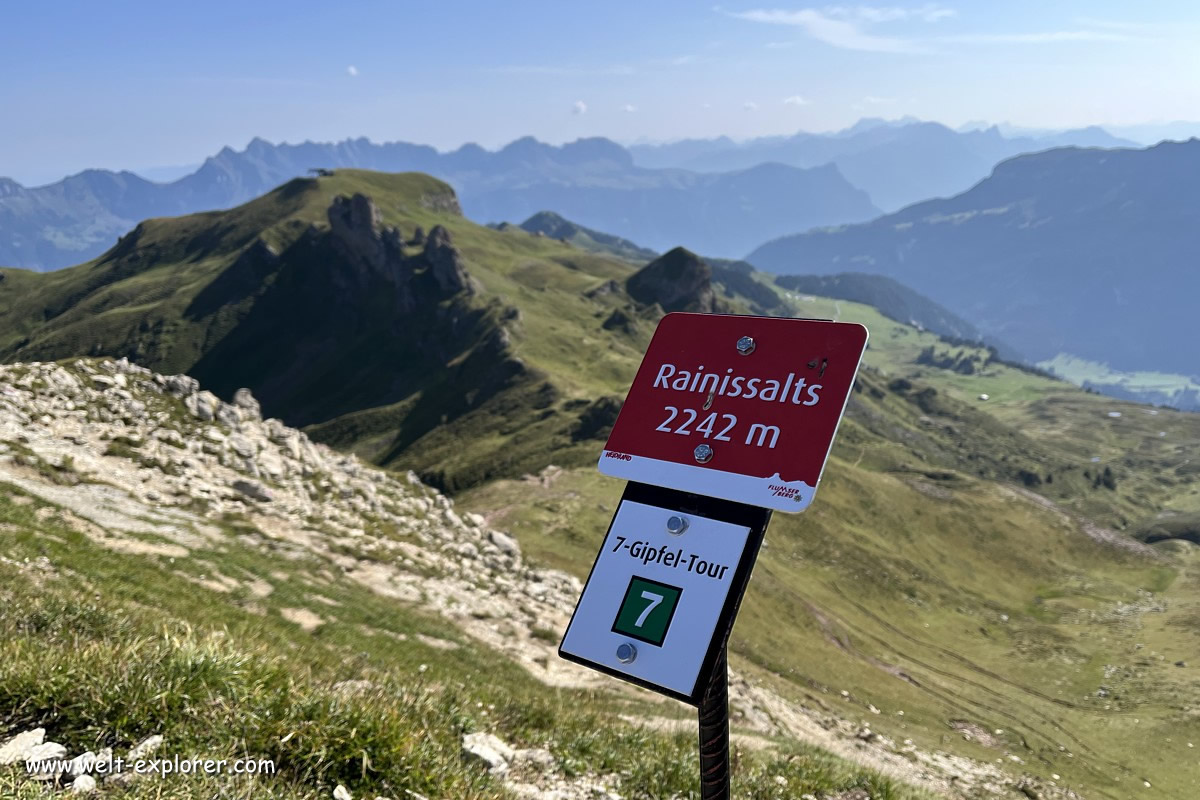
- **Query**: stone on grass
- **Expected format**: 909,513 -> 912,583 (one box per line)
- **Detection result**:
0,728 -> 45,765
512,747 -> 556,772
233,479 -> 273,502
127,734 -> 163,761
462,732 -> 515,773
488,530 -> 520,557
25,741 -> 67,762
68,750 -> 96,777
70,774 -> 97,794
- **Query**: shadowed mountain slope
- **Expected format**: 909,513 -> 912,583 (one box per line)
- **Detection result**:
748,140 -> 1200,397
774,272 -> 1010,353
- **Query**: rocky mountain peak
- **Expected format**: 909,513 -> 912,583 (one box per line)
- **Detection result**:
326,193 -> 407,282
328,192 -> 381,234
625,246 -> 716,313
422,225 -> 474,295
323,194 -> 474,305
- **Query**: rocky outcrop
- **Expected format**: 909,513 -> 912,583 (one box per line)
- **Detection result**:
0,355 -> 580,682
325,194 -> 474,303
326,193 -> 410,286
625,246 -> 716,313
422,225 -> 474,295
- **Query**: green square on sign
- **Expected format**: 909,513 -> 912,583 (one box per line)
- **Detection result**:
612,576 -> 682,647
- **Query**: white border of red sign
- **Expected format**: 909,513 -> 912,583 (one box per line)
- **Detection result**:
597,317 -> 868,513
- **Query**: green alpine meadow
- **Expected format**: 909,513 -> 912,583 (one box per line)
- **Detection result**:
0,166 -> 1197,799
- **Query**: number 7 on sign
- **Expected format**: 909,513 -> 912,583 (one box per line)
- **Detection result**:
612,576 -> 682,646
636,591 -> 664,627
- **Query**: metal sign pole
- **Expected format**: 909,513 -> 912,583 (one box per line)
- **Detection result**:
698,645 -> 730,800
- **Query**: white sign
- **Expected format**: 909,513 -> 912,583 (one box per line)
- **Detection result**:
559,499 -> 752,700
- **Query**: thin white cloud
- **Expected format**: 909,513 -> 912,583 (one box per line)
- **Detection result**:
783,95 -> 809,106
624,104 -> 637,112
744,101 -> 759,111
671,55 -> 697,65
733,6 -> 1135,53
938,30 -> 1132,44
572,100 -> 588,115
863,95 -> 898,104
1073,17 -> 1163,33
490,64 -> 635,76
346,65 -> 358,77
729,8 -> 928,53
825,4 -> 955,23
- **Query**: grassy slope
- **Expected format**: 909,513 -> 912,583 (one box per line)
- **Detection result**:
0,479 -> 929,800
462,291 -> 1200,799
3,170 -> 1199,796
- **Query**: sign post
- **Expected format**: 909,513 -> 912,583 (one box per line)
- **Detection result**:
560,313 -> 867,798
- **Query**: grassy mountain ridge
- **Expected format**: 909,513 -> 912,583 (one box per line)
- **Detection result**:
774,273 -> 1011,356
0,171 -> 784,493
511,211 -> 659,262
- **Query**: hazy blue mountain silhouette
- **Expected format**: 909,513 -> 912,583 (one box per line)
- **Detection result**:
0,136 -> 877,270
630,119 -> 1139,211
747,140 -> 1200,380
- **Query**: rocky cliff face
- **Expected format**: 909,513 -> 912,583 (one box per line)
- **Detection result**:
324,193 -> 474,308
625,246 -> 717,313
423,224 -> 473,294
327,193 -> 409,282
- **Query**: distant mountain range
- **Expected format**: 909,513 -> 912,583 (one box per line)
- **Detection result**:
746,139 -> 1200,403
959,119 -> 1200,146
629,118 -> 1139,212
0,136 -> 877,270
1,118 -> 1157,273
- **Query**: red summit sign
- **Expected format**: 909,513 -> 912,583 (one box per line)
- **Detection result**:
598,313 -> 868,512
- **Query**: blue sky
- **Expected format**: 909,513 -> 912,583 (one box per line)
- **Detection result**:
3,0 -> 1199,184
